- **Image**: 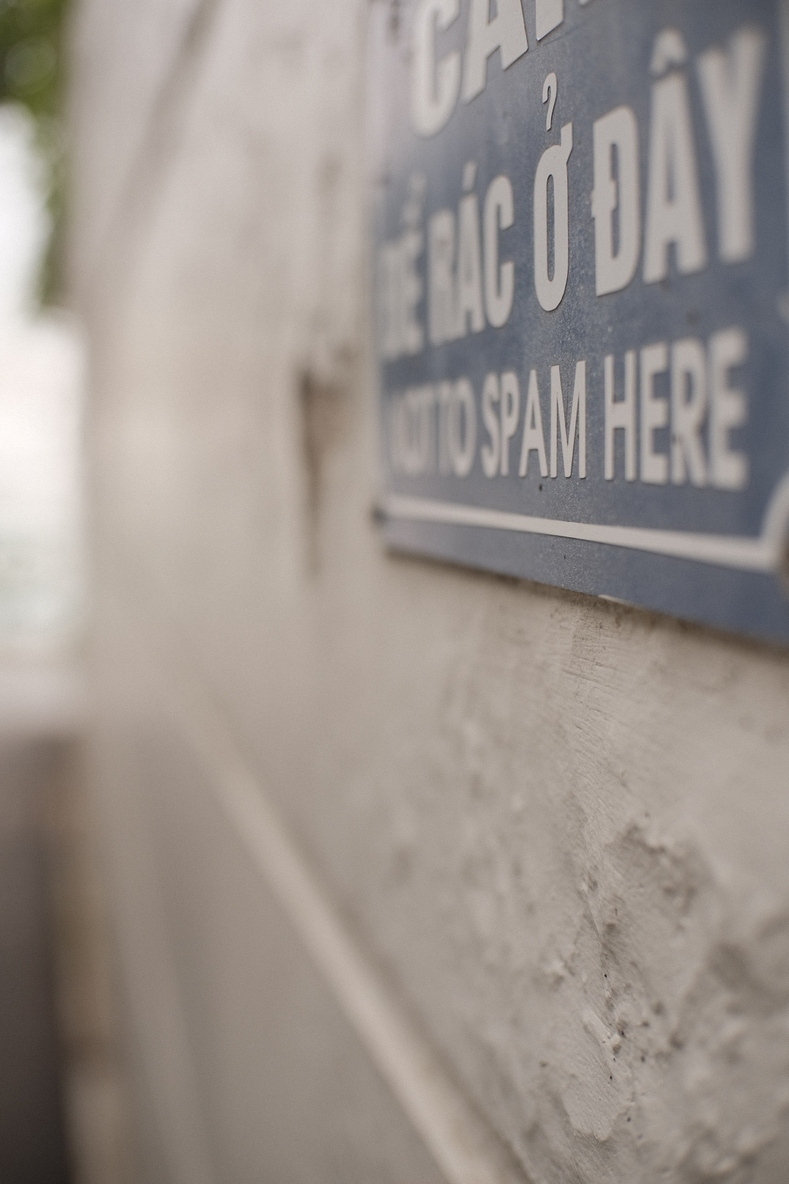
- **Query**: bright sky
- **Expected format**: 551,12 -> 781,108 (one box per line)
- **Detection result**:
0,104 -> 84,647
0,104 -> 50,320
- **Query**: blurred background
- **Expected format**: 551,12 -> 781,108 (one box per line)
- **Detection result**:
3,2 -> 789,1183
0,1 -> 130,1180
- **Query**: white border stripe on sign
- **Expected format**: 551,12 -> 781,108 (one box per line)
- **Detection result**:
384,496 -> 780,574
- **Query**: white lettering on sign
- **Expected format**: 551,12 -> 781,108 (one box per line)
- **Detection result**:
481,372 -> 501,477
413,0 -> 559,136
550,361 -> 587,479
604,351 -> 638,482
391,21 -> 769,346
378,228 -> 424,361
390,379 -> 475,477
592,106 -> 641,297
640,341 -> 670,486
519,370 -> 549,478
411,0 -> 461,138
462,0 -> 529,104
386,19 -> 766,503
448,377 -> 477,475
535,0 -> 564,43
671,338 -> 708,487
424,169 -> 515,349
709,326 -> 749,491
483,175 -> 515,327
543,72 -> 558,131
604,330 -> 749,487
428,209 -> 456,346
377,3 -> 789,636
482,370 -> 521,477
534,123 -> 573,312
389,384 -> 435,476
698,27 -> 766,264
643,40 -> 707,284
457,182 -> 486,336
408,6 -> 769,307
500,370 -> 520,475
387,328 -> 749,487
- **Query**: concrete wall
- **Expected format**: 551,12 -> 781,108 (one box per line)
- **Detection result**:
71,1 -> 789,1181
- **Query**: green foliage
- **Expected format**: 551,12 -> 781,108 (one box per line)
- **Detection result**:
0,0 -> 69,302
0,0 -> 67,119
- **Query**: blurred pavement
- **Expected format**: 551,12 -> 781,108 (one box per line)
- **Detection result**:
0,733 -> 71,1184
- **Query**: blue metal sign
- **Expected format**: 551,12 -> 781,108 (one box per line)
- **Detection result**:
371,0 -> 789,644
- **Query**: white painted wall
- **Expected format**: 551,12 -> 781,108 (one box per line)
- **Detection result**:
72,1 -> 789,1181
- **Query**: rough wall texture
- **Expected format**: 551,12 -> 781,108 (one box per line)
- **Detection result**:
72,1 -> 789,1182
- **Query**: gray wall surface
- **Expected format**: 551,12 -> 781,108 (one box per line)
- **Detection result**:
72,1 -> 789,1181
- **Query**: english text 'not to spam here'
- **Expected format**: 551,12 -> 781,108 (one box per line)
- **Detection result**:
387,328 -> 750,492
